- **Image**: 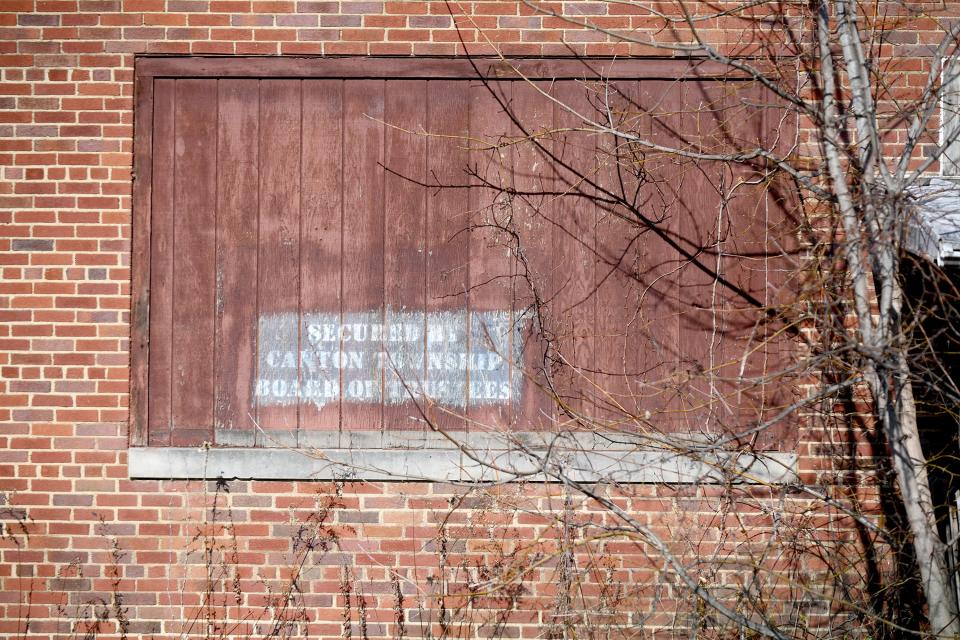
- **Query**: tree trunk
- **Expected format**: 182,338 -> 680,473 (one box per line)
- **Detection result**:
874,353 -> 960,636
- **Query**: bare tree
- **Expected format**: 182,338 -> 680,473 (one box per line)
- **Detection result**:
370,1 -> 960,637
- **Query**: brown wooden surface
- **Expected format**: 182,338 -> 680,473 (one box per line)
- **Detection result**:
146,78 -> 174,446
675,78 -> 725,435
704,82 -> 764,439
300,79 -> 344,438
383,79 -> 427,432
593,80 -> 645,431
255,80 -> 302,443
466,80 -> 514,433
215,78 -> 259,443
137,56 -> 743,82
170,78 -> 218,446
511,81 -> 556,431
424,80 -> 470,431
635,79 -> 682,428
129,69 -> 154,446
730,84 -> 798,447
134,64 -> 796,450
341,80 -> 385,432
551,81 -> 598,425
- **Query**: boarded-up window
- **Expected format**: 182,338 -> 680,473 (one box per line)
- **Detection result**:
131,57 -> 796,450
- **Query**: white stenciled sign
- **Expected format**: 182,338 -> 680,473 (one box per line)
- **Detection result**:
254,310 -> 524,408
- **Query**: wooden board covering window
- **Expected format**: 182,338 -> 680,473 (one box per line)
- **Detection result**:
131,57 -> 797,449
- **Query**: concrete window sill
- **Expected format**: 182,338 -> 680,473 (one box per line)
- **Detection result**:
128,431 -> 797,484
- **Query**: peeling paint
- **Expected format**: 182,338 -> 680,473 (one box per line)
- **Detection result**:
254,309 -> 523,409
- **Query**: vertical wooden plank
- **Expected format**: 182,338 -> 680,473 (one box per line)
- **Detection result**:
299,79 -> 343,444
467,80 -> 515,433
762,84 -> 800,447
213,79 -> 259,446
675,79 -> 731,437
341,79 -> 385,436
714,81 -> 762,441
382,79 -> 427,435
633,79 -> 683,432
510,81 -> 555,432
424,80 -> 470,433
130,71 -> 154,446
170,78 -> 217,446
725,82 -> 796,447
721,80 -> 779,443
550,81 -> 598,428
593,80 -> 648,432
255,79 -> 302,445
147,78 -> 173,447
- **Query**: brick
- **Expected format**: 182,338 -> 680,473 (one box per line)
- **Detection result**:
297,0 -> 339,10
320,15 -> 360,26
276,14 -> 318,26
235,41 -> 277,53
123,0 -> 164,8
387,28 -> 429,40
409,15 -> 449,27
341,1 -> 381,12
0,5 -> 945,639
11,239 -> 55,251
167,0 -> 210,9
253,27 -> 297,39
49,578 -> 92,590
19,15 -> 61,27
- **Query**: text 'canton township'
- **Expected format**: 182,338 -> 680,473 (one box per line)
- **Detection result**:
255,310 -> 525,409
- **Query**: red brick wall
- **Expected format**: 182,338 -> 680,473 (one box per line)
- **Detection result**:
0,2 -> 950,637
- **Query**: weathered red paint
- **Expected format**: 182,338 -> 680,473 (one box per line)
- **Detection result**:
132,59 -> 794,448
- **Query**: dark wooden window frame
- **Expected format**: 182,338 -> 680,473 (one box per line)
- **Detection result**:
129,55 -> 797,482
